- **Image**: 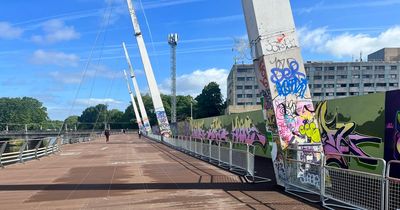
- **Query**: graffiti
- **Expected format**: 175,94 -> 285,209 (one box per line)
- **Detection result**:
264,33 -> 298,54
155,109 -> 171,136
191,120 -> 206,139
316,101 -> 382,168
206,129 -> 229,141
298,172 -> 320,189
270,59 -> 308,98
299,122 -> 321,143
231,116 -> 266,145
394,111 -> 400,160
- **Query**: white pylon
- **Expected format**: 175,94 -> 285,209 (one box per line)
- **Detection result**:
122,42 -> 151,133
123,69 -> 143,131
125,0 -> 171,137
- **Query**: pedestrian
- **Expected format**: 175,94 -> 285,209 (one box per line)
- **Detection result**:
104,129 -> 110,142
138,130 -> 142,139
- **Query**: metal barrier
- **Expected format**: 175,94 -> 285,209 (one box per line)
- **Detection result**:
386,160 -> 400,210
144,134 -> 263,183
0,135 -> 97,168
284,147 -> 324,203
322,153 -> 386,210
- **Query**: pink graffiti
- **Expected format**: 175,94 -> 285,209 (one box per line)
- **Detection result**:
206,129 -> 229,141
192,128 -> 206,139
231,127 -> 266,145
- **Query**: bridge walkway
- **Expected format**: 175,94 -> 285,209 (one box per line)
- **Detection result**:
0,134 -> 317,209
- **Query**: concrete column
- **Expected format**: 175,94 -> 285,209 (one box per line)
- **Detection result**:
24,124 -> 28,133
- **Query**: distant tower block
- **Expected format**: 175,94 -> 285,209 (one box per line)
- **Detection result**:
168,33 -> 178,123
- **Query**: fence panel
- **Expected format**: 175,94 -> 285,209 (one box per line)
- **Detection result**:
386,160 -> 400,210
323,153 -> 386,210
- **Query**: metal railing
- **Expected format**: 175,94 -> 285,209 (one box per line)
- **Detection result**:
0,135 -> 96,168
145,134 -> 269,183
386,160 -> 400,210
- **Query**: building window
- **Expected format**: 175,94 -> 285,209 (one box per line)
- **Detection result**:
353,66 -> 360,70
324,75 -> 335,80
338,75 -> 347,79
313,93 -> 322,96
336,92 -> 347,96
324,84 -> 334,88
352,75 -> 360,79
314,76 -> 322,80
246,94 -> 253,98
236,86 -> 243,90
256,94 -> 261,97
314,84 -> 322,88
237,77 -> 245,81
336,84 -> 347,88
375,74 -> 385,79
375,66 -> 385,70
337,66 -> 347,70
391,66 -> 397,70
350,92 -> 359,96
326,92 -> 334,96
362,74 -> 372,79
376,83 -> 387,87
245,102 -> 253,105
390,74 -> 398,79
389,83 -> 399,87
245,85 -> 252,89
254,85 -> 258,89
246,77 -> 254,81
350,83 -> 360,87
237,102 -> 245,105
315,67 -> 322,71
237,68 -> 248,73
362,66 -> 373,70
324,66 -> 335,71
364,83 -> 374,87
237,94 -> 243,98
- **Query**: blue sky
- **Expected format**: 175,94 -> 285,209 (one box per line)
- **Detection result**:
1,0 -> 400,120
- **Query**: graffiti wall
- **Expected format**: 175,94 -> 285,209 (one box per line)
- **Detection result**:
178,110 -> 273,158
384,90 -> 400,177
316,93 -> 385,173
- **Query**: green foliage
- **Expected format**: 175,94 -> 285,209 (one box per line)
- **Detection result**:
0,97 -> 49,130
194,82 -> 224,119
78,104 -> 108,129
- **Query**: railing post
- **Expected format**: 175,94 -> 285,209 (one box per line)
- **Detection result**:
209,139 -> 212,161
19,141 -> 28,163
320,153 -> 325,204
34,139 -> 42,159
218,141 -> 221,165
246,144 -> 250,175
229,141 -> 232,169
0,142 -> 8,168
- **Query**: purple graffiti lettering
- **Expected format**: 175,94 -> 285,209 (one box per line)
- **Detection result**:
317,101 -> 382,168
206,129 -> 229,141
270,60 -> 308,98
231,127 -> 266,145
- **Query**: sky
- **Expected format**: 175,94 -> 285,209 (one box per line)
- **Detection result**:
1,0 -> 400,120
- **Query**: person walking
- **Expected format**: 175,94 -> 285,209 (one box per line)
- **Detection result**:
104,129 -> 110,142
138,130 -> 142,139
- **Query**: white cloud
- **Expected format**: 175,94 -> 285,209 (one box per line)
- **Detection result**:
31,50 -> 80,66
49,65 -> 120,84
76,98 -> 123,106
0,22 -> 23,39
298,26 -> 400,58
159,68 -> 228,98
31,19 -> 80,44
296,0 -> 400,14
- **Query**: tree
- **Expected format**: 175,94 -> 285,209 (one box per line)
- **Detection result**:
194,82 -> 224,119
107,109 -> 124,129
0,97 -> 48,130
64,116 -> 79,130
78,104 -> 108,129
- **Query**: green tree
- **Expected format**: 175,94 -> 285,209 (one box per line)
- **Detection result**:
64,115 -> 79,130
107,109 -> 124,129
0,97 -> 48,130
194,82 -> 224,119
78,104 -> 108,129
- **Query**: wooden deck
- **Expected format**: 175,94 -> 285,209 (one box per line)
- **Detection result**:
0,134 -> 317,209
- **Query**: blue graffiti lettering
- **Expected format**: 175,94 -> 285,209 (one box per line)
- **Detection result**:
270,60 -> 308,98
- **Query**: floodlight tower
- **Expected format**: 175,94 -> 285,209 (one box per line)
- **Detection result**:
168,33 -> 178,123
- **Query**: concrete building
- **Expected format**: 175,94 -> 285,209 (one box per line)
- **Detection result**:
307,48 -> 400,101
226,48 -> 400,106
226,63 -> 262,114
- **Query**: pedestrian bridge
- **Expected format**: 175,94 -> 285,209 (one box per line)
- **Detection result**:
0,134 -> 316,209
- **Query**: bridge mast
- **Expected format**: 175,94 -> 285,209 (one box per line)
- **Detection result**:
241,0 -> 320,186
123,69 -> 144,131
122,42 -> 151,133
126,0 -> 171,136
